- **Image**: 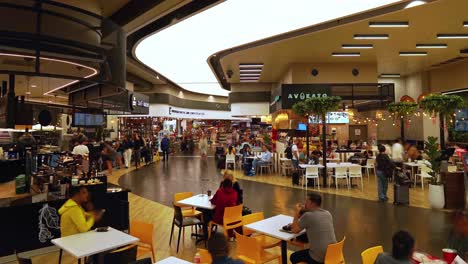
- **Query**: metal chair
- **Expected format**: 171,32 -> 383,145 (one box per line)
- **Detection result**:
169,205 -> 202,252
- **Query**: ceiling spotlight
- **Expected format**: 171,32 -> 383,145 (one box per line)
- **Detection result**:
399,52 -> 427,56
342,44 -> 373,49
332,52 -> 360,57
156,75 -> 160,80
354,34 -> 389,40
31,84 -> 37,88
405,0 -> 426,9
416,44 -> 447,49
25,91 -> 31,95
369,22 -> 409,28
437,34 -> 468,39
380,74 -> 401,78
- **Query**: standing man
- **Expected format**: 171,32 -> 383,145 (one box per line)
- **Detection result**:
392,138 -> 405,167
161,134 -> 170,162
122,136 -> 133,169
291,139 -> 300,170
290,193 -> 337,264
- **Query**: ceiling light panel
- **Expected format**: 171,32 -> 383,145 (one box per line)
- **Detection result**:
369,21 -> 409,27
342,44 -> 373,49
416,44 -> 447,49
332,52 -> 360,57
239,63 -> 263,69
437,34 -> 468,39
380,74 -> 401,78
354,34 -> 389,40
239,69 -> 263,73
399,51 -> 427,56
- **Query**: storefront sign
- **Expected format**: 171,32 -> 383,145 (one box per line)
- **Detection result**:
129,93 -> 149,114
281,84 -> 331,109
169,107 -> 205,116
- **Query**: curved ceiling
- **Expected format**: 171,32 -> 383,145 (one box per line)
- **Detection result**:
135,0 -> 401,97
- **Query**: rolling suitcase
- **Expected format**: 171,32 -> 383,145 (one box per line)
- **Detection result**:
394,184 -> 409,205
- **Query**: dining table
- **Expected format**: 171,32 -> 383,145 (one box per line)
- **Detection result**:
177,194 -> 215,243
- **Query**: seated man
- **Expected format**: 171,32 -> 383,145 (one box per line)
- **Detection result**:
208,232 -> 244,264
375,230 -> 415,264
251,145 -> 272,174
291,193 -> 336,264
59,186 -> 102,237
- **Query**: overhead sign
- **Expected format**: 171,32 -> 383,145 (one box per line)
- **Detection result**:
281,84 -> 330,109
169,106 -> 205,116
309,112 -> 350,124
129,92 -> 149,114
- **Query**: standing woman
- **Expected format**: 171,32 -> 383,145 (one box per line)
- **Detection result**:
375,144 -> 395,202
133,133 -> 144,169
102,141 -> 116,175
199,134 -> 208,160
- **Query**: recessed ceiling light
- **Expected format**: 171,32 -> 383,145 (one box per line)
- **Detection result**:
156,75 -> 160,80
31,84 -> 37,88
354,34 -> 389,40
380,74 -> 401,78
25,91 -> 31,95
416,44 -> 447,49
405,0 -> 426,9
332,52 -> 360,57
342,44 -> 373,49
239,63 -> 263,69
399,52 -> 427,56
239,69 -> 263,73
437,34 -> 468,39
369,22 -> 409,28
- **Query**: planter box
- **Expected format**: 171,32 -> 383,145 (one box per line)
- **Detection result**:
442,171 -> 466,210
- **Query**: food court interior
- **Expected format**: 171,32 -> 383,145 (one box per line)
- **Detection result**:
0,0 -> 467,264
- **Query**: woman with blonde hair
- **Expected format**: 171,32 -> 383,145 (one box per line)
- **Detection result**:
199,134 -> 208,160
221,170 -> 243,205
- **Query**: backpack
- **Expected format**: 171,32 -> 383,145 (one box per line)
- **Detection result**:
285,146 -> 293,159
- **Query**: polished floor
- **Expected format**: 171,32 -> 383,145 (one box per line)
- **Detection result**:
118,156 -> 454,263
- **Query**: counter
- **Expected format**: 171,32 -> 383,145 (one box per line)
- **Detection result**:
0,183 -> 130,257
0,159 -> 24,183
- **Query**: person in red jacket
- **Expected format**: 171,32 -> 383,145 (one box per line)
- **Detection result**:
210,179 -> 238,238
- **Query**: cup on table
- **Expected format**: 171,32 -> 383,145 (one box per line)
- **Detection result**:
207,190 -> 212,197
442,248 -> 457,264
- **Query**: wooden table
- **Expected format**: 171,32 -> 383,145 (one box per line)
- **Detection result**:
51,227 -> 139,264
244,214 -> 305,264
155,256 -> 191,264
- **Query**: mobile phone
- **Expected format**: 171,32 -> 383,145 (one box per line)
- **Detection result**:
96,226 -> 109,232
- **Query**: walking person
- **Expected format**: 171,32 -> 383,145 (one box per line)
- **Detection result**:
122,136 -> 133,169
199,134 -> 208,160
160,134 -> 170,162
376,144 -> 396,202
102,141 -> 116,176
133,133 -> 144,169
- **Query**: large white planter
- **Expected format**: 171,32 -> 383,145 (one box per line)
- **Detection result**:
428,184 -> 445,209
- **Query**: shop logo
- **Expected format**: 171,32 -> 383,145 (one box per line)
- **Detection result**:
287,93 -> 327,100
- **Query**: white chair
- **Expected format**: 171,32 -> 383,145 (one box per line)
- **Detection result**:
225,154 -> 235,169
331,167 -> 349,189
348,166 -> 364,191
415,165 -> 433,189
364,159 -> 375,180
303,167 -> 320,190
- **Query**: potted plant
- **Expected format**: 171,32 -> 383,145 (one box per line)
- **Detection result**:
424,136 -> 444,209
292,96 -> 342,186
387,101 -> 418,142
419,94 -> 464,149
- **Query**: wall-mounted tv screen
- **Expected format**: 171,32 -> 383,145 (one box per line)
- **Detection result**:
73,113 -> 105,127
309,112 -> 349,124
297,123 -> 307,131
454,109 -> 468,132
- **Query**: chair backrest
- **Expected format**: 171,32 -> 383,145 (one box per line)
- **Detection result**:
421,165 -> 432,174
226,154 -> 235,161
235,231 -> 262,262
129,258 -> 152,264
130,221 -> 154,246
335,167 -> 347,175
361,245 -> 383,264
306,167 -> 319,175
198,248 -> 213,264
104,244 -> 137,264
366,159 -> 375,166
324,237 -> 346,264
16,255 -> 32,264
224,204 -> 244,229
173,205 -> 184,224
242,212 -> 265,236
173,192 -> 193,205
349,166 -> 361,175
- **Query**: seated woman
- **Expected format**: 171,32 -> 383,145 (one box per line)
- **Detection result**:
210,179 -> 238,238
221,170 -> 243,205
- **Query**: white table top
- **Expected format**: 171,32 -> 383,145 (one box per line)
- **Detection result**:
178,194 -> 215,210
299,164 -> 324,169
155,256 -> 191,264
403,162 -> 423,167
51,227 -> 139,259
299,163 -> 360,169
244,214 -> 304,241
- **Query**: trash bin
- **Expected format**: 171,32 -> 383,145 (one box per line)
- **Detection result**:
15,174 -> 26,194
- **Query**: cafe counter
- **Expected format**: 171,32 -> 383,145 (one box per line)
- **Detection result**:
0,183 -> 130,257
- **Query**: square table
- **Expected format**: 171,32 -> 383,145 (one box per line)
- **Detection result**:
245,214 -> 305,264
403,162 -> 423,181
155,256 -> 191,264
51,227 -> 139,263
177,194 -> 215,210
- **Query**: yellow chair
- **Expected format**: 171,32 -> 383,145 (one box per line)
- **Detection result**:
324,237 -> 346,264
208,204 -> 243,239
197,248 -> 213,264
173,192 -> 202,218
242,212 -> 281,249
235,231 -> 280,264
129,221 -> 155,262
361,246 -> 383,264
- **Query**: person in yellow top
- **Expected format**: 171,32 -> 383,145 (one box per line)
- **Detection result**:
58,186 -> 102,237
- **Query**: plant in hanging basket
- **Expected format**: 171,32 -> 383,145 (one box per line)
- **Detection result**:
387,101 -> 418,119
419,94 -> 464,120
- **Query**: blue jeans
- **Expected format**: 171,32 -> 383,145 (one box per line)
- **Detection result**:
376,170 -> 389,201
252,159 -> 267,171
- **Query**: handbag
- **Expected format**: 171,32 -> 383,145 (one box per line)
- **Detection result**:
242,206 -> 252,216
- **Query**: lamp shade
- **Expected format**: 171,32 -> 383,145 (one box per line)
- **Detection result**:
417,93 -> 429,103
400,95 -> 415,103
